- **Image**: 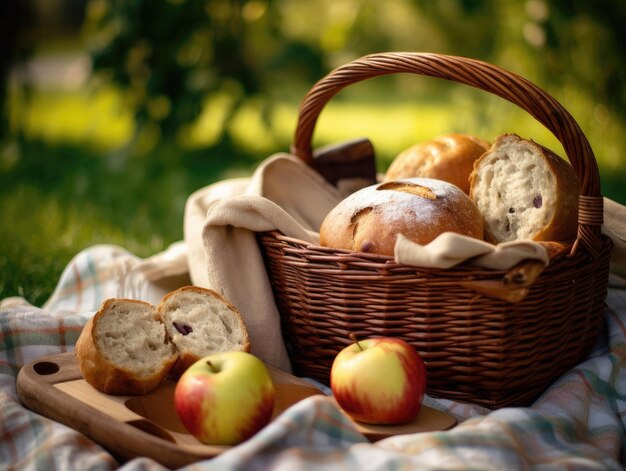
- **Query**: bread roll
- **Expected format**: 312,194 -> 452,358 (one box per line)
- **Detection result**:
384,134 -> 490,193
75,298 -> 177,395
75,286 -> 251,394
469,134 -> 579,243
319,178 -> 484,256
159,286 -> 250,378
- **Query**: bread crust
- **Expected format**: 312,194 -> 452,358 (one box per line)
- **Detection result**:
384,134 -> 490,194
158,286 -> 251,378
469,134 -> 579,242
75,298 -> 177,395
536,240 -> 572,262
532,143 -> 579,241
319,178 -> 484,256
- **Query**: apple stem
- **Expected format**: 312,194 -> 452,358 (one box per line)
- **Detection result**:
350,333 -> 363,351
206,360 -> 217,372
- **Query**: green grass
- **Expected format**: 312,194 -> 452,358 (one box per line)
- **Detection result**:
3,84 -> 626,307
0,138 -> 258,305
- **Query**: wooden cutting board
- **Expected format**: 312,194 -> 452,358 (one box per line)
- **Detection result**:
16,352 -> 456,468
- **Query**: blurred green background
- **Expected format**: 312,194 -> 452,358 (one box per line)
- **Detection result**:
2,0 -> 626,306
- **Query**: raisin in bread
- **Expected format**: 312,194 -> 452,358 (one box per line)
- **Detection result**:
469,134 -> 579,243
75,298 -> 177,395
159,286 -> 250,378
319,177 -> 484,256
384,134 -> 490,194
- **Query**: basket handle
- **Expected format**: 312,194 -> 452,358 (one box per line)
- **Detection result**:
291,52 -> 604,258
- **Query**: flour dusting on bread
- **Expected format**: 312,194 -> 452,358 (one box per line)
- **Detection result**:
320,177 -> 484,256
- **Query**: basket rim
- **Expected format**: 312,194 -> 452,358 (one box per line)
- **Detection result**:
259,229 -> 614,278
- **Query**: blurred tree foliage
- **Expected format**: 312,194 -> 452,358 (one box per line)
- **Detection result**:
83,0 -> 626,154
83,0 -> 327,150
0,2 -> 33,142
412,1 -> 626,118
537,0 -> 626,121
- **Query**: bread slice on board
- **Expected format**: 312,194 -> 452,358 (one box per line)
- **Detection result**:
159,286 -> 250,378
75,286 -> 250,394
75,298 -> 177,395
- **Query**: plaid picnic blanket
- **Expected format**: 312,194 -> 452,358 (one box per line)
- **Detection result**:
1,244 -> 625,470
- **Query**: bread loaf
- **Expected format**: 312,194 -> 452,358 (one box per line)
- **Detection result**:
159,286 -> 250,378
75,298 -> 177,395
319,177 -> 484,256
384,134 -> 490,193
469,134 -> 579,243
75,286 -> 250,394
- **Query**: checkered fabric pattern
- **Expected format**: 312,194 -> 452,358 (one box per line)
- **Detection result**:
1,244 -> 624,470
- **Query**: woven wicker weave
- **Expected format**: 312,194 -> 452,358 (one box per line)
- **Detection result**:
257,52 -> 612,408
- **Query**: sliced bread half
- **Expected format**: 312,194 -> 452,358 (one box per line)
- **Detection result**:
469,134 -> 579,243
75,298 -> 178,395
158,286 -> 251,378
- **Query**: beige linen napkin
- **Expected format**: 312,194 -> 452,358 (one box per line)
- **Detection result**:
395,233 -> 549,269
185,154 -> 344,371
603,197 -> 626,276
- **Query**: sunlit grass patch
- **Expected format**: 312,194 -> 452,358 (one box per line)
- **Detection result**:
0,137 -> 256,304
0,185 -> 148,305
9,86 -> 133,150
10,83 -> 625,180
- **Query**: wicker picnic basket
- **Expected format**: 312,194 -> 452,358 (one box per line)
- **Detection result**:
256,52 -> 612,409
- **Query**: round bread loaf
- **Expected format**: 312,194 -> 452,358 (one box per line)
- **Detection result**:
75,298 -> 178,395
319,178 -> 484,256
383,134 -> 490,193
469,133 -> 579,243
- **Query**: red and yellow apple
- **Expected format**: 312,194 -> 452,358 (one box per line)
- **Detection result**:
174,351 -> 275,446
330,336 -> 427,424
